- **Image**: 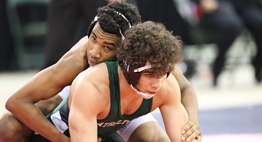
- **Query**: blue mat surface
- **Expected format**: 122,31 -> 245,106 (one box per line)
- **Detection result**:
152,105 -> 262,135
199,105 -> 262,135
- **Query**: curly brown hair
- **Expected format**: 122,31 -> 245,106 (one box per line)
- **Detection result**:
117,21 -> 183,74
96,1 -> 141,37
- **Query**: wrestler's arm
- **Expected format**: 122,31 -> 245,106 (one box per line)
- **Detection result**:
158,75 -> 188,142
35,85 -> 71,116
5,36 -> 89,142
69,67 -> 106,142
172,66 -> 201,141
35,95 -> 63,116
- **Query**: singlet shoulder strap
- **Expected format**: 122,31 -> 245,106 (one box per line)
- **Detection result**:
104,61 -> 120,120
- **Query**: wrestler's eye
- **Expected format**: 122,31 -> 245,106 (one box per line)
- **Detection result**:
90,36 -> 96,41
157,72 -> 168,78
142,72 -> 153,77
102,46 -> 113,52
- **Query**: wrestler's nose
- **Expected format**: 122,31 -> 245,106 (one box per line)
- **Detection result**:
89,45 -> 101,58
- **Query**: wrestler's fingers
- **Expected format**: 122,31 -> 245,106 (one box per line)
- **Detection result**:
192,135 -> 202,142
182,127 -> 201,142
182,131 -> 195,142
182,122 -> 199,137
182,121 -> 194,134
185,131 -> 201,142
197,135 -> 202,142
182,137 -> 197,142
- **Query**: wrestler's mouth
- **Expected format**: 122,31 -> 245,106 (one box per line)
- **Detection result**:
88,58 -> 98,66
148,91 -> 156,95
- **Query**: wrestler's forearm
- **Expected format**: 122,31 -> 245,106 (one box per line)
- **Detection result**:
35,95 -> 63,115
181,87 -> 199,123
6,101 -> 69,142
171,67 -> 199,122
5,83 -> 68,142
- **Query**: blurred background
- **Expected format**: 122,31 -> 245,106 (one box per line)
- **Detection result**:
1,0 -> 262,141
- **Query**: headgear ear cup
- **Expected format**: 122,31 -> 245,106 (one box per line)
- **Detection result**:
123,64 -> 142,86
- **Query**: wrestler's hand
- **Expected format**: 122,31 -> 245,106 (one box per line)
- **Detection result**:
181,120 -> 202,142
97,137 -> 102,142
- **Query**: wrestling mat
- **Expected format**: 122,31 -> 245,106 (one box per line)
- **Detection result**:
152,105 -> 262,142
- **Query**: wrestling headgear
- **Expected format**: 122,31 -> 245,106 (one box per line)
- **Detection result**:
87,10 -> 131,40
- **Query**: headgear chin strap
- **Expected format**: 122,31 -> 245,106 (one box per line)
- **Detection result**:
130,84 -> 155,99
123,62 -> 171,99
123,62 -> 154,99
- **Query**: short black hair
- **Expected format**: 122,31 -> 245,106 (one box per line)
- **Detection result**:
96,1 -> 141,37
